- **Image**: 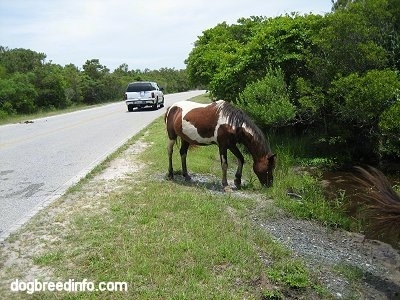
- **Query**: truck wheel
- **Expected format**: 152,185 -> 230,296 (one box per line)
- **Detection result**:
153,98 -> 159,110
160,96 -> 164,108
128,105 -> 134,112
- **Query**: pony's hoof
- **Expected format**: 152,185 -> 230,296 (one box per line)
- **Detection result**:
184,175 -> 192,182
167,173 -> 174,180
234,178 -> 242,189
223,186 -> 232,193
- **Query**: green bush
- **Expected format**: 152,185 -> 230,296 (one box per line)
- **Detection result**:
380,100 -> 400,157
236,68 -> 296,127
327,69 -> 400,159
329,69 -> 400,126
0,72 -> 37,115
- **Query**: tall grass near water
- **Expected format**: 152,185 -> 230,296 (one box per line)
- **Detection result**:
266,132 -> 351,229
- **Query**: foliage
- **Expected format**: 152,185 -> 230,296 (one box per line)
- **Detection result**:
0,47 -> 193,118
236,68 -> 295,127
185,0 -> 400,163
267,260 -> 310,289
329,70 -> 400,126
379,99 -> 400,157
0,72 -> 37,115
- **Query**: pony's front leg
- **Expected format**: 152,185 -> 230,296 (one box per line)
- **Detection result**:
229,145 -> 244,189
219,147 -> 229,188
180,140 -> 191,181
167,139 -> 175,179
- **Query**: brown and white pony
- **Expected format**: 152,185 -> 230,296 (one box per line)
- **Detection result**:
165,100 -> 276,189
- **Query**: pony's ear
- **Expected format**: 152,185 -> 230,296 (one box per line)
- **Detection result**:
268,153 -> 277,165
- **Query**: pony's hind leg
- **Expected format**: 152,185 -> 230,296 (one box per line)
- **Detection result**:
167,139 -> 175,179
180,140 -> 191,181
229,144 -> 244,189
219,147 -> 229,188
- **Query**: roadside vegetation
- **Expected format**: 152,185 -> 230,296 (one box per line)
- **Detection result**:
0,48 -> 193,121
184,0 -> 400,247
186,0 -> 400,165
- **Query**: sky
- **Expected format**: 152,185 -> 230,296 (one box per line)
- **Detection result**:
0,0 -> 333,71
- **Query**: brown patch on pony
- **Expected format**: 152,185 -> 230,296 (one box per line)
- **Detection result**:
165,106 -> 182,140
183,102 -> 219,139
217,124 -> 237,145
166,105 -> 202,146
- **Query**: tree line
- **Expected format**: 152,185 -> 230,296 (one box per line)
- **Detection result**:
0,47 -> 192,118
185,0 -> 400,164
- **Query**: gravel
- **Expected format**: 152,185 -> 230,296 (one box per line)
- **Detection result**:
256,209 -> 400,299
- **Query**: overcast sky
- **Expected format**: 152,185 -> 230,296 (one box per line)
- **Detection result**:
1,1 -> 332,71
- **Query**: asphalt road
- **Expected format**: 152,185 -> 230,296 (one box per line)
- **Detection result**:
0,90 -> 205,241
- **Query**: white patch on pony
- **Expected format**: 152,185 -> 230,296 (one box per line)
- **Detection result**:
242,123 -> 255,137
183,120 -> 217,144
171,100 -> 254,144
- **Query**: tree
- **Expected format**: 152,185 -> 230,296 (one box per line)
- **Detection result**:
328,70 -> 400,160
185,0 -> 400,162
34,63 -> 67,109
0,47 -> 46,73
82,59 -> 109,80
63,64 -> 84,104
185,21 -> 250,89
0,72 -> 37,114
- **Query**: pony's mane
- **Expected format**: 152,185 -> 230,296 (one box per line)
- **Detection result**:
218,101 -> 270,154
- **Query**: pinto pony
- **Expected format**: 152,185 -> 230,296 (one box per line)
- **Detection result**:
165,100 -> 276,189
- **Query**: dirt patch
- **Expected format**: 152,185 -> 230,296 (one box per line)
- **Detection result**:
96,139 -> 148,182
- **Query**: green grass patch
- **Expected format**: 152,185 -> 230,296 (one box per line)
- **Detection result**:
333,263 -> 363,282
267,259 -> 310,289
33,251 -> 64,266
63,184 -> 265,298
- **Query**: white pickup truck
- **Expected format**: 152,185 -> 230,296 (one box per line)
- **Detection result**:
124,81 -> 164,111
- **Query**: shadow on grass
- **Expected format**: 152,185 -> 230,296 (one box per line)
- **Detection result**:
163,171 -> 225,193
155,171 -> 267,201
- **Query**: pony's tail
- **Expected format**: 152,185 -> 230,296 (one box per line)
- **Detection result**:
164,106 -> 171,124
164,106 -> 181,148
354,166 -> 400,244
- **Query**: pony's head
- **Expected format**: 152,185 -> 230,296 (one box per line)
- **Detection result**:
253,152 -> 276,187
